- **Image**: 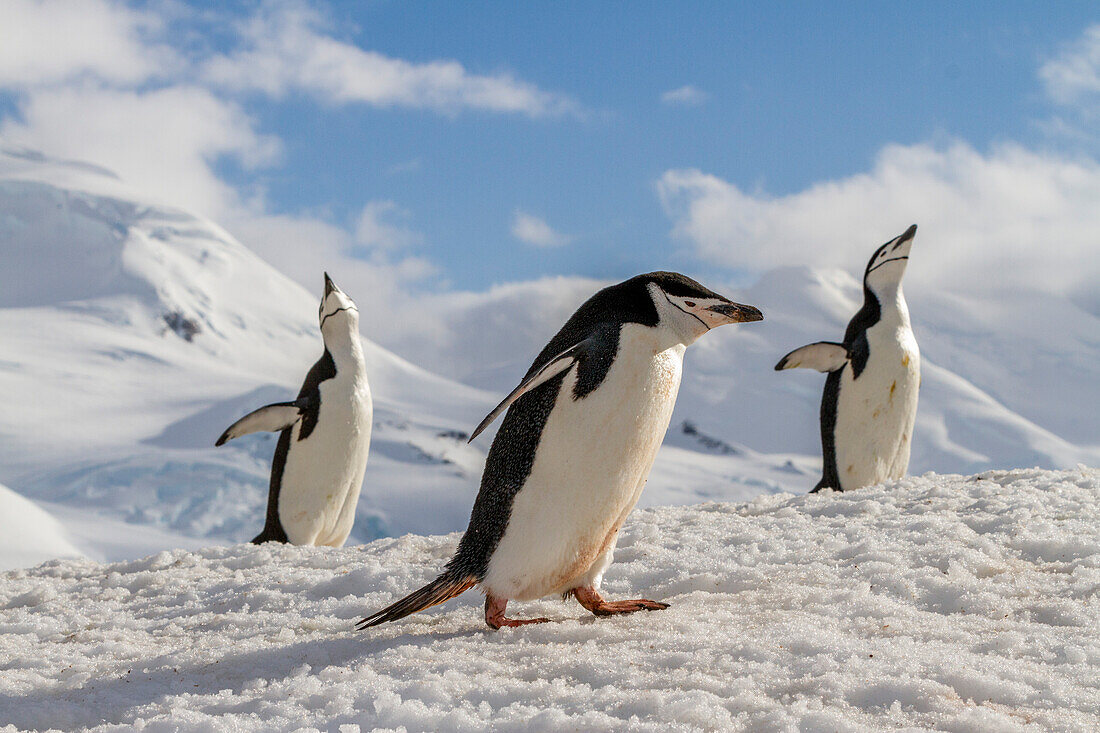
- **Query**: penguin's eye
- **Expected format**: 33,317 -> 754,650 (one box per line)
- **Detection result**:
684,301 -> 696,308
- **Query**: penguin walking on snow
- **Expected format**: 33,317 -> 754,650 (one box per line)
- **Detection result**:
216,274 -> 372,546
775,225 -> 920,493
359,272 -> 762,630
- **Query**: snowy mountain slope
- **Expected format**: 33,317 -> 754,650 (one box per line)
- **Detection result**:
0,144 -> 496,547
407,265 -> 1100,482
0,144 -> 842,564
721,266 -> 1100,471
0,468 -> 1096,731
1,142 -> 1096,570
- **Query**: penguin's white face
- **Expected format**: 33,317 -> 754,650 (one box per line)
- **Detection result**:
864,225 -> 917,295
318,273 -> 359,338
648,281 -> 764,345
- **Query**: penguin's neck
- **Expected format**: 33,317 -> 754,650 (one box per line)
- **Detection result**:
323,328 -> 366,373
867,282 -> 911,329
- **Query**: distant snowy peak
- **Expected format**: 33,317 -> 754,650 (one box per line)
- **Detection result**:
0,143 -> 498,402
738,265 -> 862,327
1,144 -> 316,371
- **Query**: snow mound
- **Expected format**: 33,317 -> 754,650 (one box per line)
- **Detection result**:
0,481 -> 211,572
1,468 -> 1097,731
0,483 -> 83,571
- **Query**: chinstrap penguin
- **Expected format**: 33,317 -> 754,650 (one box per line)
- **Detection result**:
775,225 -> 920,493
359,272 -> 762,630
216,273 -> 372,545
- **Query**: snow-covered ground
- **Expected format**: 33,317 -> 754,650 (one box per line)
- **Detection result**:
1,468 -> 1097,731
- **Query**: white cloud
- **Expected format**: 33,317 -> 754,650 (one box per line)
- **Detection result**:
0,0 -> 579,224
0,0 -> 584,363
0,85 -> 279,218
658,141 -> 1100,304
1038,25 -> 1100,148
1040,24 -> 1100,104
201,2 -> 578,117
0,0 -> 174,88
660,85 -> 708,106
511,210 -> 570,247
387,276 -> 601,388
224,211 -> 435,345
355,200 -> 421,251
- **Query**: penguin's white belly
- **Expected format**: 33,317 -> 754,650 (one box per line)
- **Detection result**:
483,326 -> 684,601
279,375 -> 372,547
834,325 -> 919,490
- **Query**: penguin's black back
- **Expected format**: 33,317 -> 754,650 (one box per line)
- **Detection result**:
445,271 -> 724,577
251,348 -> 336,544
812,285 -> 882,493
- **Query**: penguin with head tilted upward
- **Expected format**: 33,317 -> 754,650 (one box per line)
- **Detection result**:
216,274 -> 372,546
775,225 -> 920,493
359,272 -> 763,630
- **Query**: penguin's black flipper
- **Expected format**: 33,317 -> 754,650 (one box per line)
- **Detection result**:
774,341 -> 848,373
215,397 -> 313,446
468,338 -> 592,443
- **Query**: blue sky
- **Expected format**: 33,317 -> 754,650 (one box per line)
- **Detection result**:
2,0 -> 1099,315
217,1 -> 1098,287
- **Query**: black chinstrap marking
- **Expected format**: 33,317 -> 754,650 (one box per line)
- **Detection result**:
663,291 -> 710,330
321,301 -> 358,325
866,255 -> 909,275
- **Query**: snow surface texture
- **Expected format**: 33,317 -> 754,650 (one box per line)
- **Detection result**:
1,468 -> 1097,732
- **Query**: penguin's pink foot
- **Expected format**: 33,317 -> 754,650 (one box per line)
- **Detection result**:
572,586 -> 670,617
484,595 -> 551,630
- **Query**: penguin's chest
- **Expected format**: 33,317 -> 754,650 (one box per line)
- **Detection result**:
484,326 -> 684,600
834,324 -> 920,489
279,374 -> 373,546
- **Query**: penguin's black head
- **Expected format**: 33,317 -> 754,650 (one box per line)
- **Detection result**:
318,272 -> 359,337
606,271 -> 763,344
864,225 -> 917,292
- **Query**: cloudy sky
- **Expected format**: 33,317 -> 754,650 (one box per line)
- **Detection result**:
2,1 -> 1099,360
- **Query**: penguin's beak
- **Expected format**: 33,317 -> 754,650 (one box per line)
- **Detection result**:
886,224 -> 917,259
324,272 -> 340,297
867,224 -> 917,276
706,301 -> 764,326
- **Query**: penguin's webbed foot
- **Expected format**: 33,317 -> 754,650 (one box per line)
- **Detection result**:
572,587 -> 670,617
484,595 -> 551,631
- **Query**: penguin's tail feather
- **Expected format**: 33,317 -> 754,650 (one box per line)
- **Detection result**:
356,572 -> 477,630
